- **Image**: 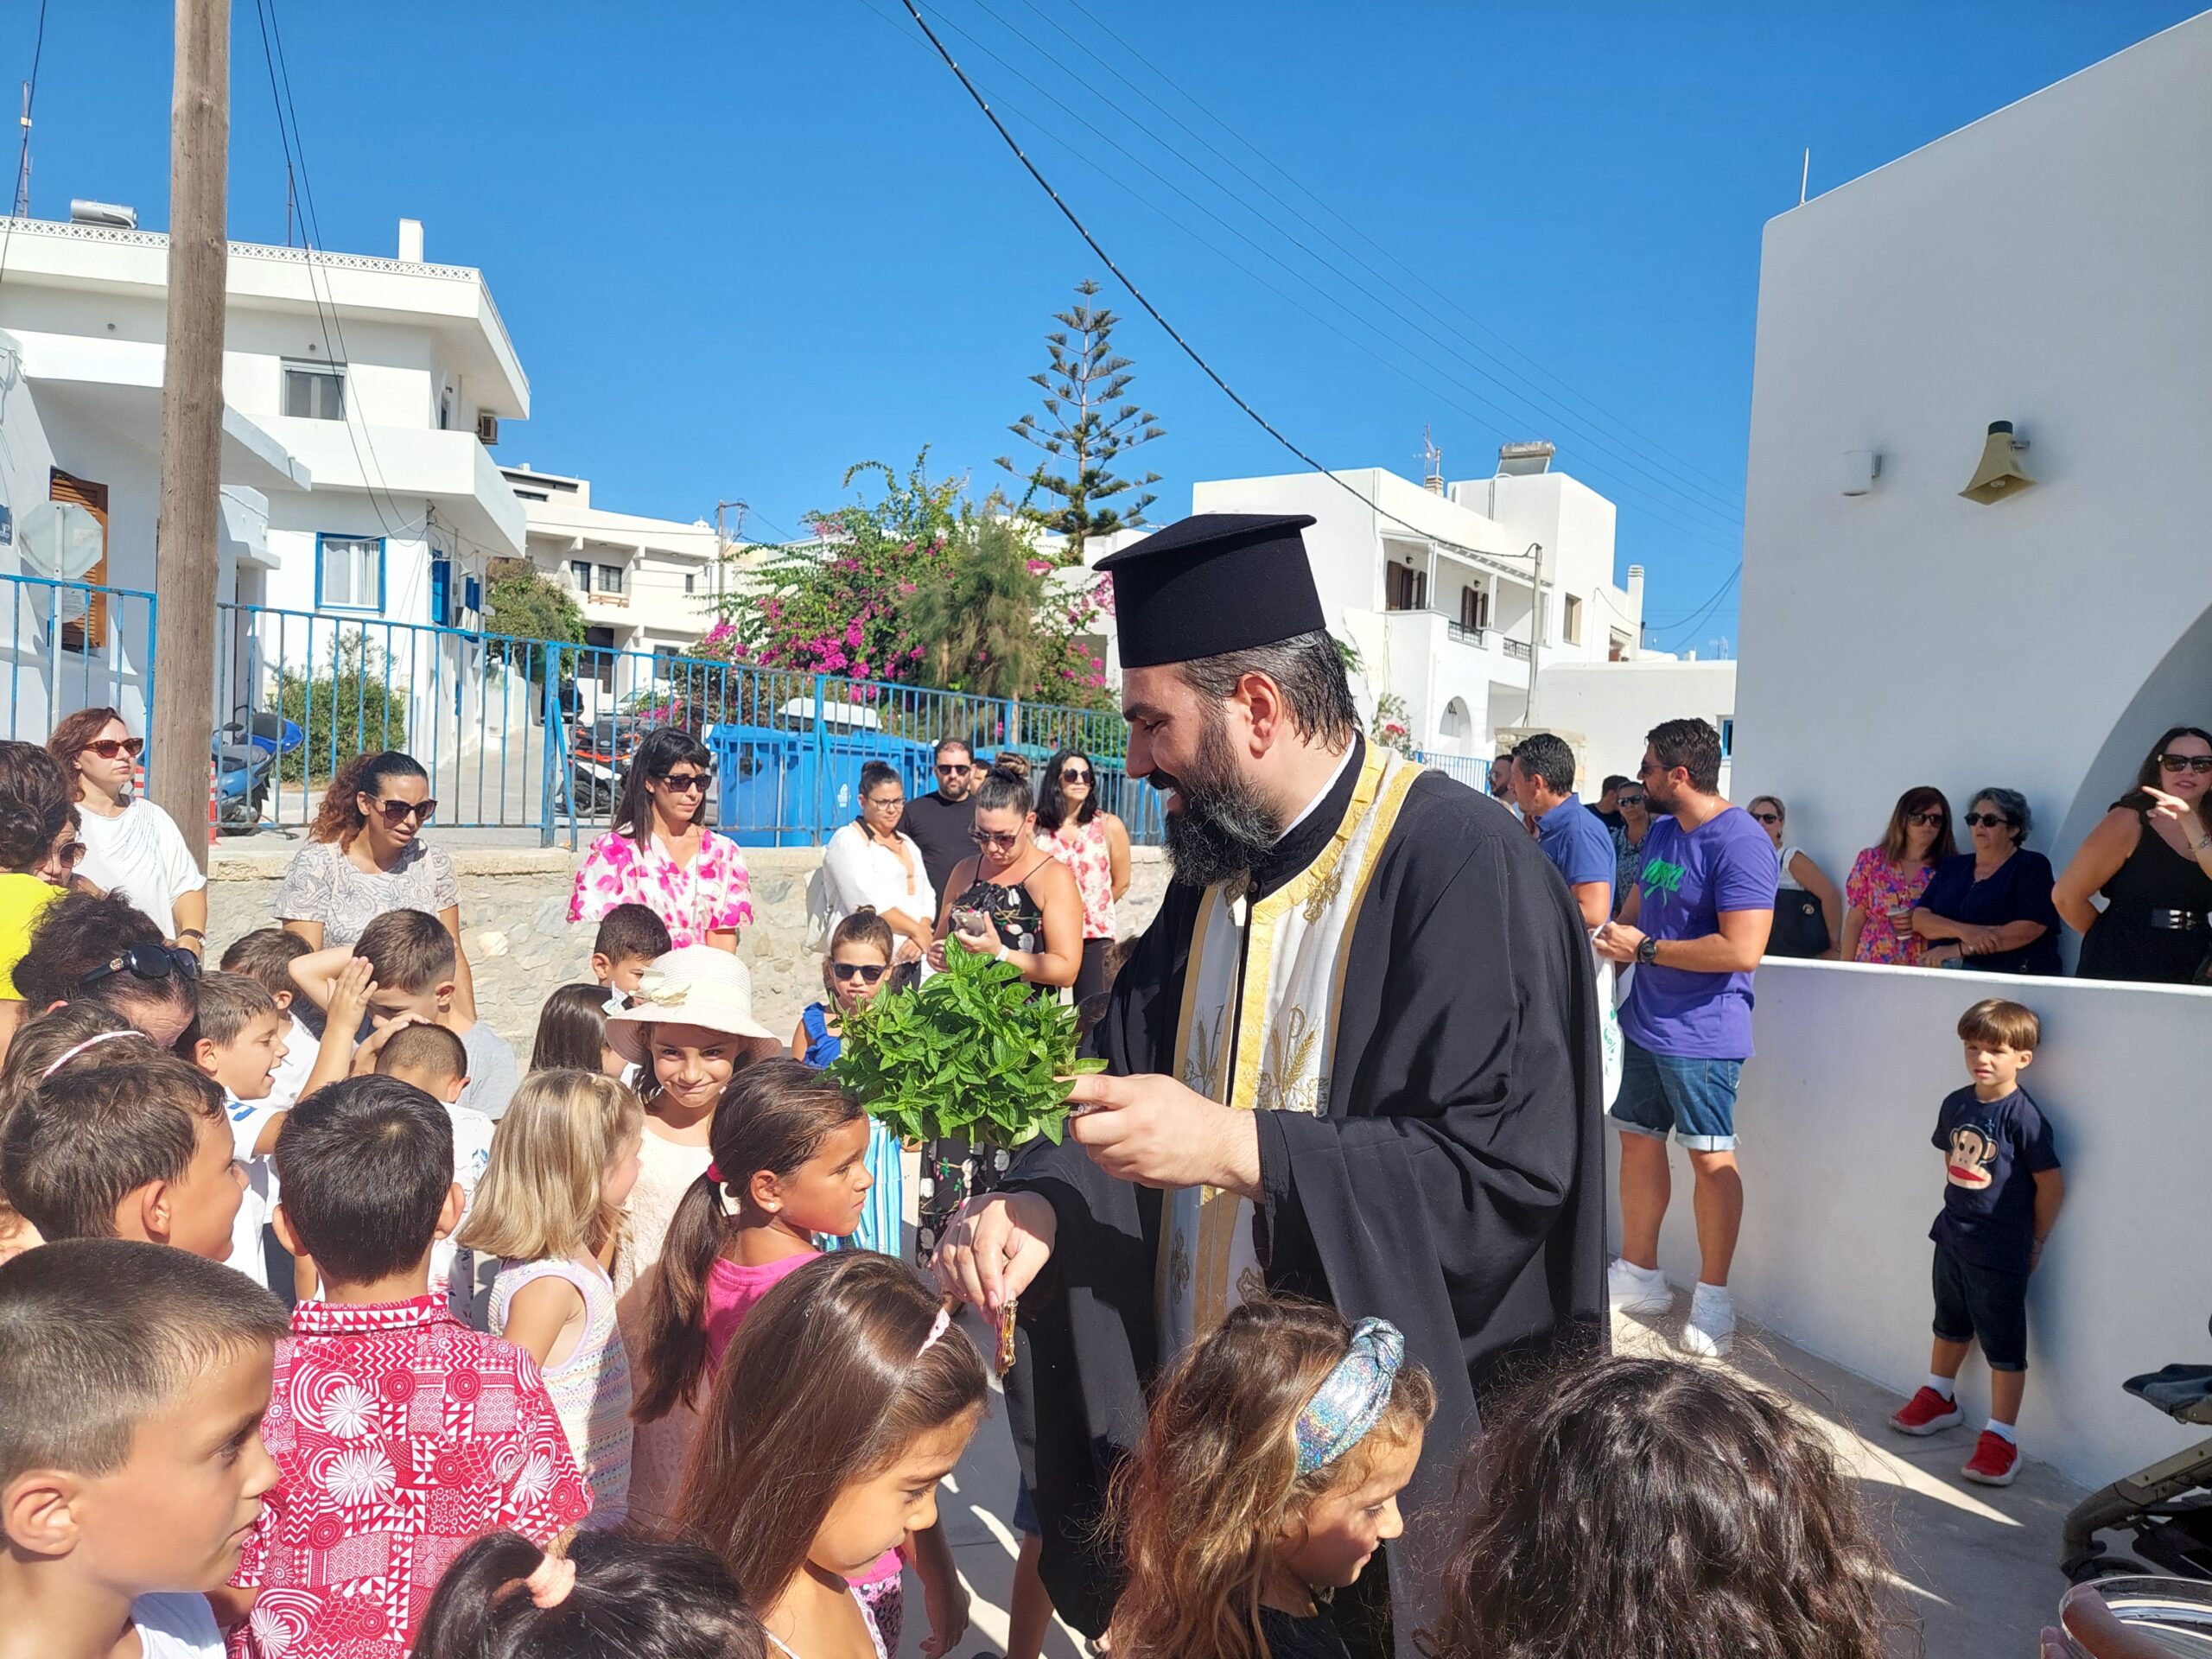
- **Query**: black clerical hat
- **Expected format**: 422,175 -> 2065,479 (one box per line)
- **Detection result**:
1096,512 -> 1325,669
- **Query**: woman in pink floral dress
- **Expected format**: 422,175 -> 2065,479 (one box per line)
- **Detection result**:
1033,747 -> 1130,1005
1840,785 -> 1955,964
569,728 -> 753,951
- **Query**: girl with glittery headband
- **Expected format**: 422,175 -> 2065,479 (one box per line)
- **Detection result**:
1109,1298 -> 1436,1659
677,1251 -> 986,1659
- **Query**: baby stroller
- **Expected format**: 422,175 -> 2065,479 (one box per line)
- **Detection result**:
2062,1314 -> 2212,1582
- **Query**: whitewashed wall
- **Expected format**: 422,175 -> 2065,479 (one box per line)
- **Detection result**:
1632,957 -> 2212,1492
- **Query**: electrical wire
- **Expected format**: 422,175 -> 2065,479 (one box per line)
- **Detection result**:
888,0 -> 1567,582
1643,560 -> 1740,645
1048,0 -> 1750,511
981,0 -> 1746,532
0,0 -> 54,299
880,0 -> 1745,558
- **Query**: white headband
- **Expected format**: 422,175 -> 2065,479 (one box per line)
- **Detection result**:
41,1030 -> 139,1081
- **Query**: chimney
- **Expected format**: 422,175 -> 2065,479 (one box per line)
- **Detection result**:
1625,564 -> 1645,620
397,218 -> 423,263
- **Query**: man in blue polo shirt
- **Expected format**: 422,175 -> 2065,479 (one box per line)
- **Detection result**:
1512,733 -> 1615,928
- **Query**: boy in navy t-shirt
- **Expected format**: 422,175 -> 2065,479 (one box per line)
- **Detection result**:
1888,997 -> 2064,1487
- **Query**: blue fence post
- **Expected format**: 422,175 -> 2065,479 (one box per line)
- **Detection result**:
810,672 -> 829,845
538,645 -> 562,849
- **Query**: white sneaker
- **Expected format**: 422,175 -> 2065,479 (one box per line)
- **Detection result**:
1680,1287 -> 1736,1357
1607,1259 -> 1674,1315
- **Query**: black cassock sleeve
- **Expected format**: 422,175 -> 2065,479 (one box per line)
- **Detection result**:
1253,777 -> 1610,1649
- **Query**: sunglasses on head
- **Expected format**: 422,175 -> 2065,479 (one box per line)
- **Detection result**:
655,770 -> 711,793
75,942 -> 201,992
2158,753 -> 2212,775
81,736 -> 145,761
831,962 -> 888,983
1060,767 -> 1092,784
1962,811 -> 2013,828
1905,810 -> 1947,827
372,797 -> 437,825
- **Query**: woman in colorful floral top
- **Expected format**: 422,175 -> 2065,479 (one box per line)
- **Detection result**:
1840,785 -> 1955,964
1033,747 -> 1130,1006
569,728 -> 753,951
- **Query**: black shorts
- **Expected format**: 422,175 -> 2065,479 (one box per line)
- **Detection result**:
1931,1242 -> 2029,1371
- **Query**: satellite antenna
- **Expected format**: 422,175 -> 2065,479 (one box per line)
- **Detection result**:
18,501 -> 104,581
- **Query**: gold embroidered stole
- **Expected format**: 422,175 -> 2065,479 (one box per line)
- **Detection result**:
1159,743 -> 1425,1352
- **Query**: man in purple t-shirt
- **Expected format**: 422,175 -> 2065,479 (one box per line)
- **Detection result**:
1593,718 -> 1777,1357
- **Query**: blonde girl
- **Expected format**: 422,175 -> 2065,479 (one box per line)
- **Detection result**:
679,1252 -> 984,1659
1109,1299 -> 1435,1659
600,944 -> 782,1525
459,1068 -> 645,1528
790,907 -> 905,1255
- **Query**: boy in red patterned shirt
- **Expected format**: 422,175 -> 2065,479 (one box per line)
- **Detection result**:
226,1077 -> 590,1657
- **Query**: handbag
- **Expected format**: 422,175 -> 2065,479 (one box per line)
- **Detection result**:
1768,887 -> 1830,958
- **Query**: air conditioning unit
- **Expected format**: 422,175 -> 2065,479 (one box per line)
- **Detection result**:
475,412 -> 499,447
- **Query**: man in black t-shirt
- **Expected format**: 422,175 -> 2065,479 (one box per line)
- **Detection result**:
902,736 -> 980,899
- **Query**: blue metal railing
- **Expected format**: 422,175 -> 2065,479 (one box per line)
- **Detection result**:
1416,749 -> 1492,789
0,570 -> 159,747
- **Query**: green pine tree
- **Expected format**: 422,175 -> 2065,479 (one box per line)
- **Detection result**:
998,278 -> 1164,563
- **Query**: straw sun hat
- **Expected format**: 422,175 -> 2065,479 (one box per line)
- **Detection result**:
604,945 -> 782,1066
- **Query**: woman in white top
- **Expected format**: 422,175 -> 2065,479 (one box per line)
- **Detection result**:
48,708 -> 209,958
820,760 -> 935,964
1749,794 -> 1842,958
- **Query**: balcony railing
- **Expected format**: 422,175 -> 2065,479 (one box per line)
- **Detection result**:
1503,638 -> 1533,662
1446,620 -> 1484,646
587,591 -> 631,609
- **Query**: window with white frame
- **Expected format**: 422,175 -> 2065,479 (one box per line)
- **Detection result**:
317,535 -> 383,611
283,361 -> 346,421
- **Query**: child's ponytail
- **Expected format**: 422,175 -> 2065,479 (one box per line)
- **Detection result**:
413,1529 -> 763,1659
632,1059 -> 868,1424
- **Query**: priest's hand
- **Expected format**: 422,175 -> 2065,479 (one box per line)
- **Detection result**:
1065,1071 -> 1262,1199
932,1191 -> 1057,1320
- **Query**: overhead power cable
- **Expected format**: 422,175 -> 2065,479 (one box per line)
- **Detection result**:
889,0 -> 1567,578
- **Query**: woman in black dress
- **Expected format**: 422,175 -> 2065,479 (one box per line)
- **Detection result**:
927,765 -> 1084,993
2055,726 -> 2212,984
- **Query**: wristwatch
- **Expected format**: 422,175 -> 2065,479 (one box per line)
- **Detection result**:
1636,935 -> 1660,967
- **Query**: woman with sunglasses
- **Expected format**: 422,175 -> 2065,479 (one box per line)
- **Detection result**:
1745,796 -> 1843,959
1840,787 -> 1955,964
1911,787 -> 2062,975
1611,782 -> 1655,919
47,708 -> 208,956
1033,748 -> 1132,1005
569,728 -> 752,953
926,766 -> 1082,994
279,749 -> 477,1015
818,760 -> 936,966
0,742 -> 82,1058
2055,726 -> 2212,984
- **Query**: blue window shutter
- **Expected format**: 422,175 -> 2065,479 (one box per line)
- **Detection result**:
464,575 -> 482,615
430,558 -> 452,627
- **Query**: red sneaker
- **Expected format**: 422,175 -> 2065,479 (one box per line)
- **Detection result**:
1961,1430 -> 2020,1486
1889,1387 -> 1964,1436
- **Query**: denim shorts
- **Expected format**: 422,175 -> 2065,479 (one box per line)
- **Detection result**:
1608,1039 -> 1744,1152
1931,1243 -> 2029,1371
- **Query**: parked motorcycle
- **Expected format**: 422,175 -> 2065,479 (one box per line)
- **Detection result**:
212,710 -> 304,834
2061,1315 -> 2212,1583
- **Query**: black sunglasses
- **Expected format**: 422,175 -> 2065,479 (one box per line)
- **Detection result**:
935,763 -> 969,776
1618,792 -> 1645,806
372,797 -> 437,825
76,943 -> 201,992
1962,811 -> 2014,828
1905,810 -> 1947,827
1060,767 -> 1092,784
654,770 -> 712,793
1750,810 -> 1782,824
2157,753 -> 2212,775
831,962 -> 888,983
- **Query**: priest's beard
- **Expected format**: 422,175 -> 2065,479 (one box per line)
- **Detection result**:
1153,712 -> 1284,890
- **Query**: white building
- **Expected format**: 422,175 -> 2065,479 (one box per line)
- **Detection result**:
1181,450 -> 1731,781
1662,11 -> 2212,1496
500,464 -> 720,667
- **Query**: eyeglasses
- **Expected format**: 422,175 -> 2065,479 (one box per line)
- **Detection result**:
971,828 -> 1022,849
655,771 -> 711,794
372,798 -> 437,825
1962,811 -> 2013,828
865,794 -> 905,811
831,962 -> 889,984
1750,810 -> 1782,824
2158,753 -> 2212,774
75,943 -> 201,992
1904,810 -> 1947,827
80,737 -> 144,761
1060,767 -> 1092,784
1618,793 -> 1645,806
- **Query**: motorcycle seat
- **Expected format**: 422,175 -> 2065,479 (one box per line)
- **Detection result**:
2124,1364 -> 2212,1425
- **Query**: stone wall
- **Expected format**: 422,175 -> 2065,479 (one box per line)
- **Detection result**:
207,843 -> 1174,1054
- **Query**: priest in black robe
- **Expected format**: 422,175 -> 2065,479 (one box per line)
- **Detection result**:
932,512 -> 1608,1658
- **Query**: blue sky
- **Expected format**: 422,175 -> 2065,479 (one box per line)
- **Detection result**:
9,1 -> 2198,651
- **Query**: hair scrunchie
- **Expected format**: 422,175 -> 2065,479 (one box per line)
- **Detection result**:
1294,1318 -> 1404,1476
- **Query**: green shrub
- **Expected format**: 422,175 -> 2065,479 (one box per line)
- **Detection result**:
276,633 -> 409,783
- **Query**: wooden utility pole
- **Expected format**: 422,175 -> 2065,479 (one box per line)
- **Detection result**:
149,0 -> 229,868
